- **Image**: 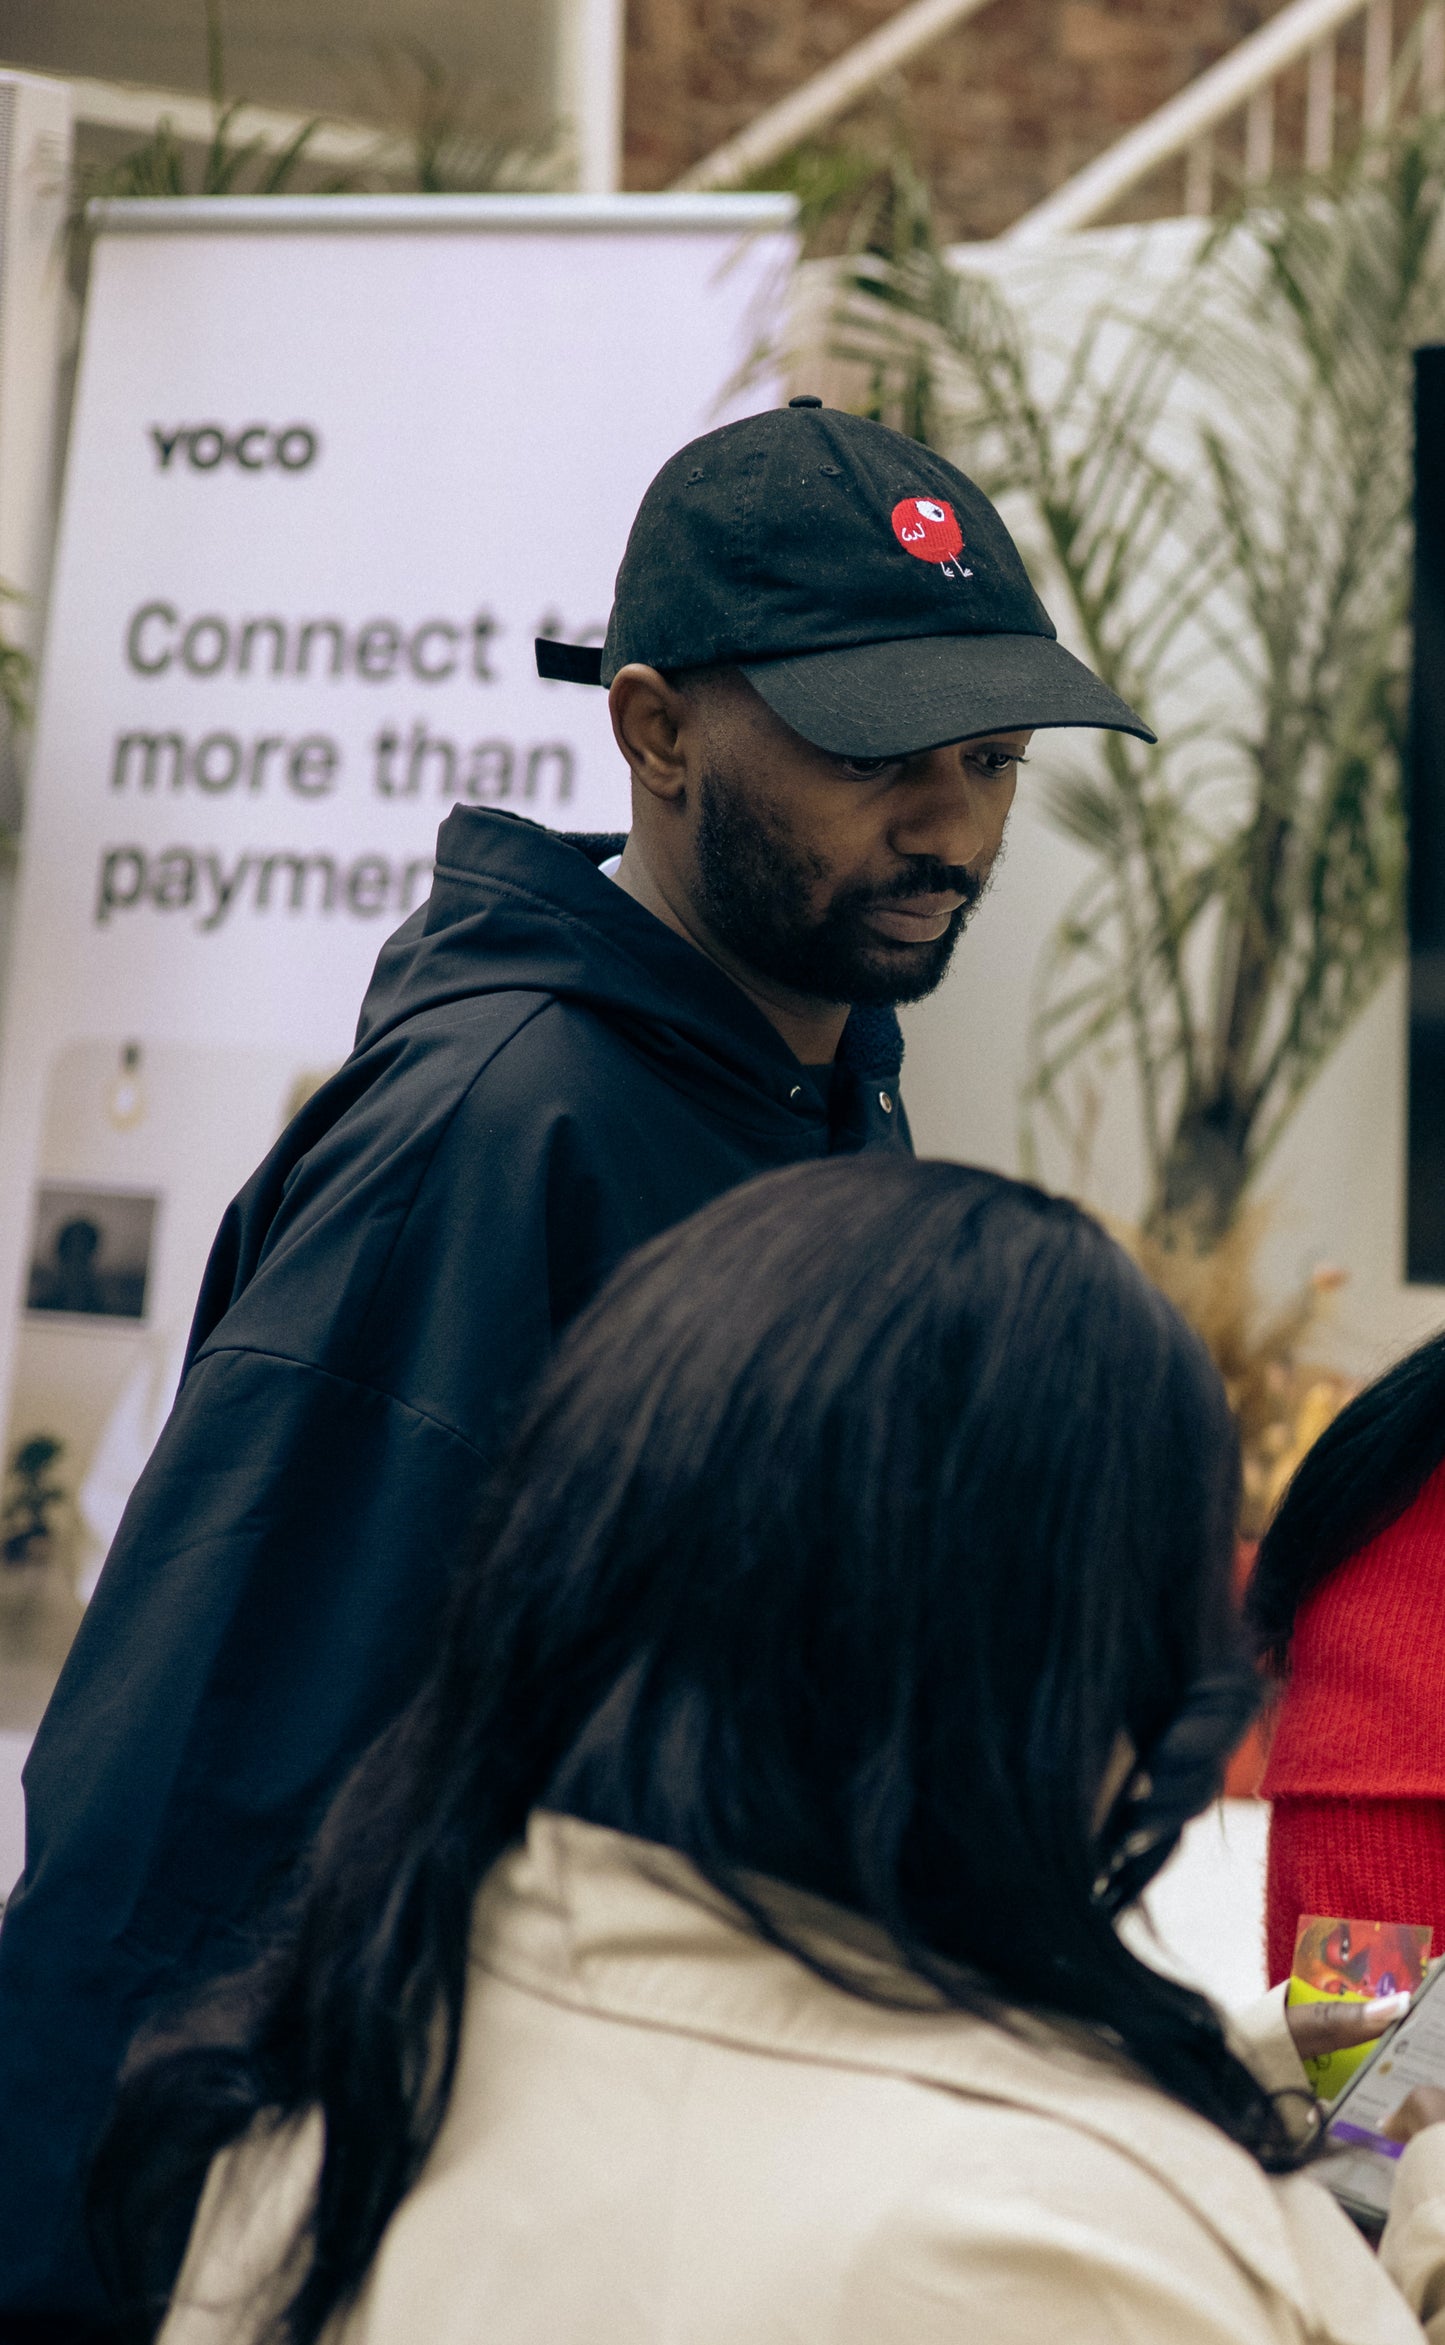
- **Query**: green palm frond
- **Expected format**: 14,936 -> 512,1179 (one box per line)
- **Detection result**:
813,121 -> 1436,1240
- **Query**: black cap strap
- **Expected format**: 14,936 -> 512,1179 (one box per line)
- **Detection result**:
536,638 -> 605,686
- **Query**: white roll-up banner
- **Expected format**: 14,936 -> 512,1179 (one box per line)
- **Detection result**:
0,192 -> 795,1590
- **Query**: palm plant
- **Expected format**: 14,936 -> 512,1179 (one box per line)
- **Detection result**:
1,1435 -> 66,1567
820,119 -> 1442,1245
73,0 -> 324,208
0,589 -> 32,731
356,43 -> 567,195
0,582 -> 34,872
72,6 -> 565,211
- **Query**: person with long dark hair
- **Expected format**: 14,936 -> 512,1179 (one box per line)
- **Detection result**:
1248,1329 -> 1445,1984
98,1161 -> 1445,2345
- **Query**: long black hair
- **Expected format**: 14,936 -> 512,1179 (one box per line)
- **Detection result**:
93,1156 -> 1298,2344
1248,1326 -> 1445,1672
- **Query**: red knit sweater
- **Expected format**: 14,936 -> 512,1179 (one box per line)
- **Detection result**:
1262,1459 -> 1445,1982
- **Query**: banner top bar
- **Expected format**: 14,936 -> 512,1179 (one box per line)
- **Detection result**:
87,192 -> 799,237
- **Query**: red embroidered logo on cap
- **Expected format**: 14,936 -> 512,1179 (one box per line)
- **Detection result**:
891,496 -> 973,580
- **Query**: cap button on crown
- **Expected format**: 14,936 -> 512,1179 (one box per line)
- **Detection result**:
789,394 -> 823,408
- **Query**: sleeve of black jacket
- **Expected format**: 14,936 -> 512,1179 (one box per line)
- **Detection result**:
0,993 -> 719,2331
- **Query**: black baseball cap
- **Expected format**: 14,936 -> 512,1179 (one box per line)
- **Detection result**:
536,397 -> 1154,757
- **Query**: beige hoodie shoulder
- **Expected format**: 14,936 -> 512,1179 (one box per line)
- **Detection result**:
161,1812 -> 1445,2345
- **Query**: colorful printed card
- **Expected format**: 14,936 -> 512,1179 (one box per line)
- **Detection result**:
1288,1916 -> 1433,2101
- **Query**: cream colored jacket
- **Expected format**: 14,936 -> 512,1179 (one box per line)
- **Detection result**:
161,1810 -> 1445,2345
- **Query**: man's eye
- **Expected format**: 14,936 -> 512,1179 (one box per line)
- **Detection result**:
969,750 -> 1026,776
837,755 -> 899,778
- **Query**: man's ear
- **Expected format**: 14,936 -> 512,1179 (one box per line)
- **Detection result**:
609,666 -> 691,805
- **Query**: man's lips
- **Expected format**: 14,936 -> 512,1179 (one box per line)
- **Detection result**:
862,893 -> 968,944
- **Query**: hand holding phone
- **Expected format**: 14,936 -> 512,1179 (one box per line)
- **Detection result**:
1319,1959 -> 1445,2233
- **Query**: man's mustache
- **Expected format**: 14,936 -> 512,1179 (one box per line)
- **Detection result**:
862,860 -> 987,911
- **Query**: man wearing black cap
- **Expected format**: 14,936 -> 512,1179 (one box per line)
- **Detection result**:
0,401 -> 1149,2334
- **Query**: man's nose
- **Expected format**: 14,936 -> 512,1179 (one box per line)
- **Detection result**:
888,745 -> 1011,868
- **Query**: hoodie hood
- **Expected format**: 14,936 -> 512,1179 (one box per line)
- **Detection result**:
354,809 -> 905,1115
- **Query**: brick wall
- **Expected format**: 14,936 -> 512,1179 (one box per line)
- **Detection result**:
622,0 -> 1408,236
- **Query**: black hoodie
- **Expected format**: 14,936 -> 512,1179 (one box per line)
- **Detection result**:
0,807 -> 910,2326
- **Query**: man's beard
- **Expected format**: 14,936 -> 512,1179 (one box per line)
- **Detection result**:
694,765 -> 993,1009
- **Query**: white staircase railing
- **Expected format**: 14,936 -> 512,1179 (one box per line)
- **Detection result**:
37,0 -> 1445,234
1006,0 -> 1443,244
670,0 -> 997,192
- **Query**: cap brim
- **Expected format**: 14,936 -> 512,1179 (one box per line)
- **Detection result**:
740,633 -> 1155,755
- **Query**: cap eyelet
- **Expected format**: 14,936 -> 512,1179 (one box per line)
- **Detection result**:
686,467 -> 705,483
820,463 -> 841,476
